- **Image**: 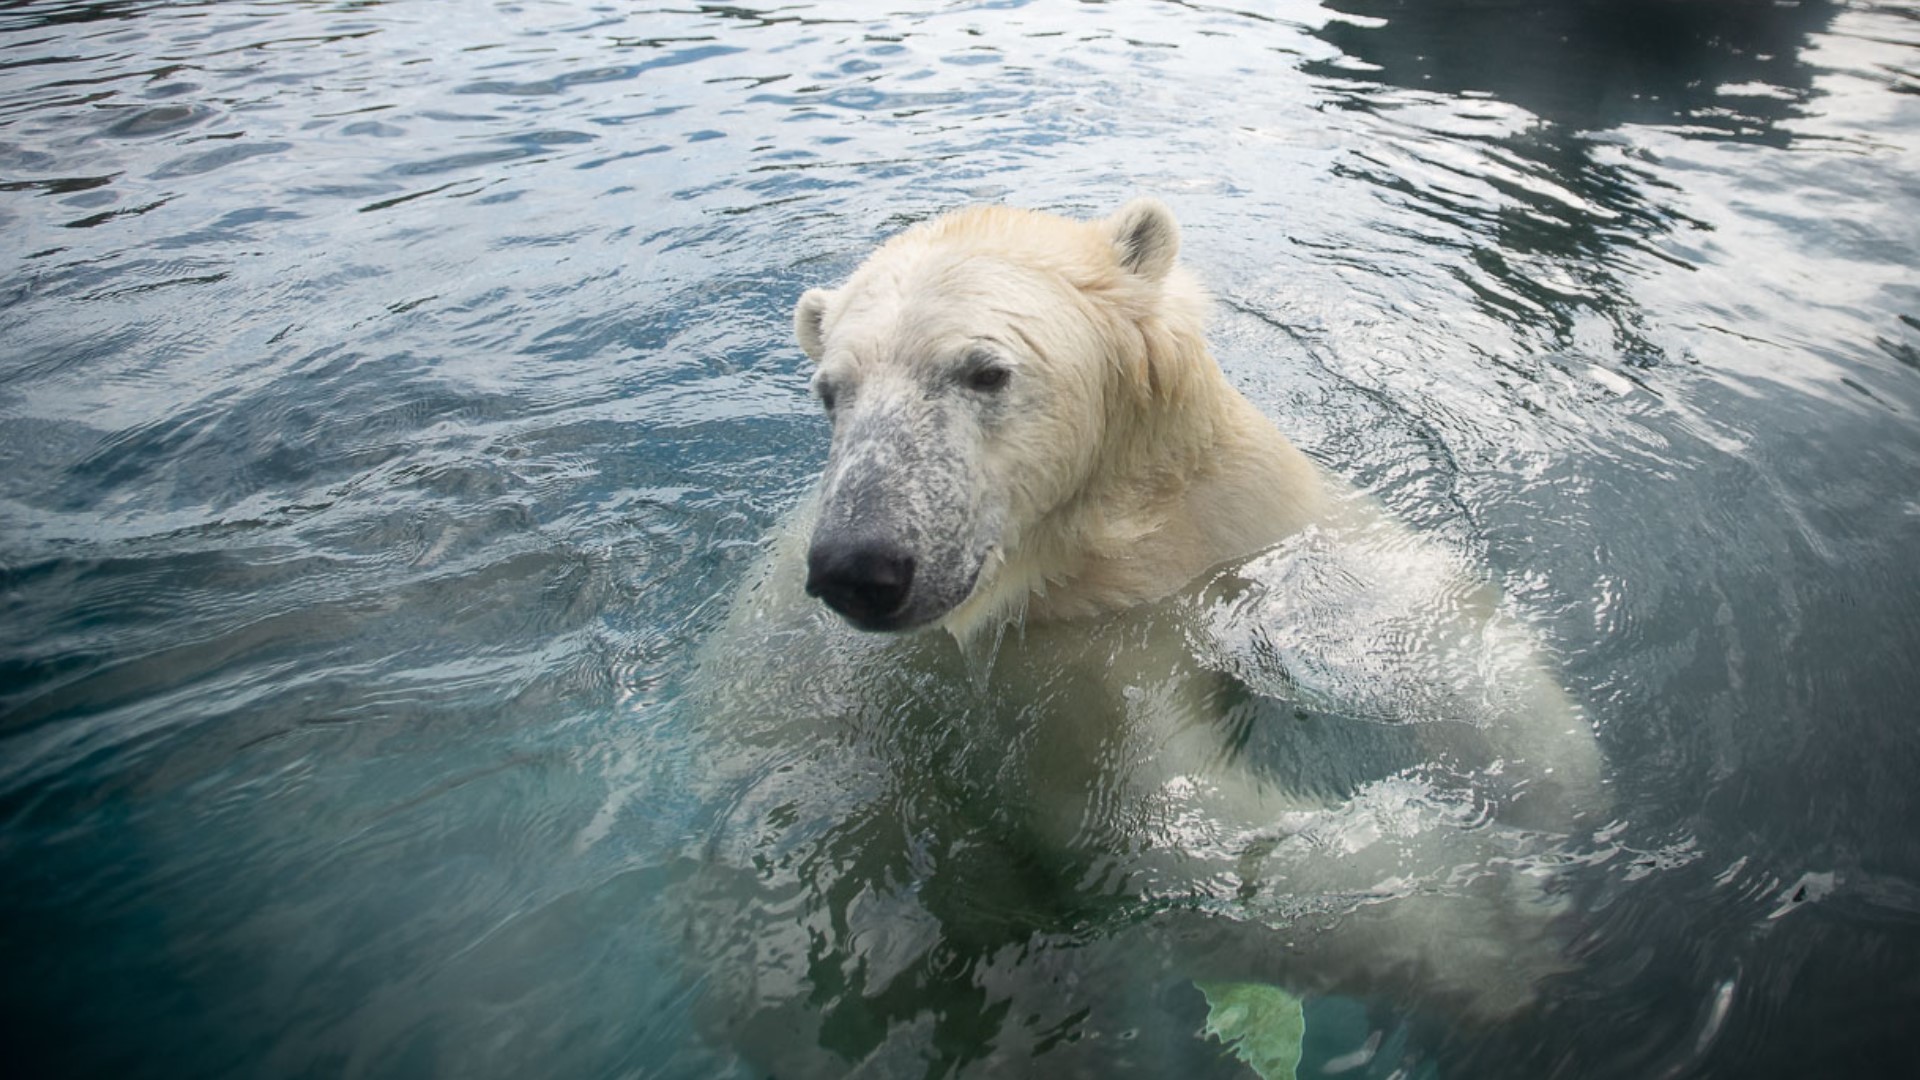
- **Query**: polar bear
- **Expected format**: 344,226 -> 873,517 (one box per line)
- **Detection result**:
682,200 -> 1607,1074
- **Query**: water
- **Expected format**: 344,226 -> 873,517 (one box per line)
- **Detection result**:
2,0 -> 1917,1076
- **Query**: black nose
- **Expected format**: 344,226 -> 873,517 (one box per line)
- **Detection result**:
805,538 -> 915,628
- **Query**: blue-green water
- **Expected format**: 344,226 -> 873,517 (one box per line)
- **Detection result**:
3,1 -> 1918,1076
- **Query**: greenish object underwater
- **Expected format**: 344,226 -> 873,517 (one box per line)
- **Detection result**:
1195,981 -> 1306,1080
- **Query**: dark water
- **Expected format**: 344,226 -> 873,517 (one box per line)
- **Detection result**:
3,1 -> 1918,1076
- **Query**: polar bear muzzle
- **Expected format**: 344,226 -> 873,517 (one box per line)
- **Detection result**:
802,399 -> 991,633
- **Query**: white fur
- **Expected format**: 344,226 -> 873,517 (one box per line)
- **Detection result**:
684,201 -> 1609,1070
796,200 -> 1336,637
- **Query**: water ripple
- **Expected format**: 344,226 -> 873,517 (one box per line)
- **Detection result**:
1,1 -> 1917,1077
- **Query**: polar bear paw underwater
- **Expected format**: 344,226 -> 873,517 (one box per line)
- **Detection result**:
686,199 -> 1609,1075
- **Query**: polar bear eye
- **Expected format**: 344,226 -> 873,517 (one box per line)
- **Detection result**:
964,363 -> 1011,393
813,375 -> 840,413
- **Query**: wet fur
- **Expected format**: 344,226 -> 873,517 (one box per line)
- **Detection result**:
683,200 -> 1609,1072
796,201 -> 1333,636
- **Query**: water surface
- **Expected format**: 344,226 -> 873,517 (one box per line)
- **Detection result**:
3,1 -> 1919,1077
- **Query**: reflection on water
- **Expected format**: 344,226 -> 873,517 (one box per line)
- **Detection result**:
1318,0 -> 1837,138
1,1 -> 1918,1077
1309,0 -> 1840,366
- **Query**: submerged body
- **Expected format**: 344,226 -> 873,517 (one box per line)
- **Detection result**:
686,201 -> 1606,1074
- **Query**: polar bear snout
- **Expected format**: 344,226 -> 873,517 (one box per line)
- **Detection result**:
805,396 -> 996,633
805,536 -> 917,631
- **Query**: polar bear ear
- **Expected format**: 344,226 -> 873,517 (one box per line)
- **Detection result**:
794,288 -> 833,361
1104,198 -> 1179,282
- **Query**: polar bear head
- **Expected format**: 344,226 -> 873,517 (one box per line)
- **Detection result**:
791,199 -> 1213,635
